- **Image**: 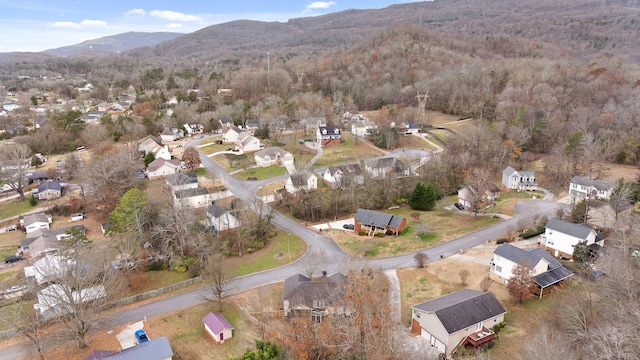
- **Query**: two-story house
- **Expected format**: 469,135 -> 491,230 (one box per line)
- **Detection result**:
541,218 -> 604,259
569,175 -> 612,200
285,170 -> 318,193
316,126 -> 342,146
501,166 -> 537,191
282,273 -> 349,323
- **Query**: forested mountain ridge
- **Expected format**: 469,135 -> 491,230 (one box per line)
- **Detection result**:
44,32 -> 184,58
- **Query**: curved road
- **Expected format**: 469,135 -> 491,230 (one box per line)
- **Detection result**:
0,137 -> 564,359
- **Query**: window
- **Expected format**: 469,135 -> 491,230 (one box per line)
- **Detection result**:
313,300 -> 325,309
495,266 -> 502,273
476,322 -> 483,331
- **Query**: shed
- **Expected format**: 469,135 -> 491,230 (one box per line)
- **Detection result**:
202,312 -> 234,344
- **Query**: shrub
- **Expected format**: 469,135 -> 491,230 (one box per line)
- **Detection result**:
29,195 -> 37,206
499,321 -> 507,328
492,324 -> 501,333
148,261 -> 166,271
496,238 -> 509,244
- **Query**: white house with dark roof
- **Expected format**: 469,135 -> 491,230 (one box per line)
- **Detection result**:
236,134 -> 262,153
202,312 -> 234,344
354,209 -> 407,236
219,118 -> 234,130
285,170 -> 317,193
83,336 -> 173,360
316,126 -> 341,146
222,125 -> 247,144
206,205 -> 240,233
541,218 -> 604,259
20,225 -> 86,258
173,187 -> 211,209
490,243 -> 573,298
320,163 -> 364,189
146,159 -> 181,180
501,166 -> 537,191
165,172 -> 198,192
36,180 -> 62,200
160,127 -> 178,142
411,289 -> 506,356
569,175 -> 612,200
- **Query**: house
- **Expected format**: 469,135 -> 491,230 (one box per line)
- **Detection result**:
282,273 -> 349,322
20,225 -> 86,258
316,126 -> 342,146
490,243 -> 573,298
24,254 -> 75,285
33,117 -> 49,129
457,184 -> 501,209
253,147 -> 294,167
138,136 -> 163,154
364,157 -> 409,179
160,127 -> 178,142
146,159 -> 181,180
397,120 -> 420,135
320,164 -> 364,189
501,166 -> 537,191
219,118 -> 234,130
173,187 -> 212,208
21,213 -> 52,234
36,180 -> 62,200
206,205 -> 240,233
82,337 -> 173,360
244,119 -> 260,133
411,289 -> 507,356
353,209 -> 407,236
165,172 -> 198,192
236,134 -> 262,153
541,218 -> 604,259
35,284 -> 106,319
202,312 -> 234,344
183,123 -> 204,136
96,102 -> 111,112
569,175 -> 612,200
350,120 -> 378,138
285,170 -> 318,193
223,125 -> 247,144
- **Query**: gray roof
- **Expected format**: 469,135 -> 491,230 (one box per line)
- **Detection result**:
86,336 -> 173,360
354,209 -> 405,229
546,218 -> 594,239
38,180 -> 62,193
366,157 -> 406,170
570,176 -> 611,191
412,289 -> 506,334
254,146 -> 290,158
174,187 -> 209,199
503,166 -> 517,176
289,170 -> 314,187
318,125 -> 341,134
494,243 -> 545,269
282,273 -> 348,309
22,213 -> 51,226
245,119 -> 260,128
534,266 -> 574,288
166,172 -> 197,186
207,205 -> 229,218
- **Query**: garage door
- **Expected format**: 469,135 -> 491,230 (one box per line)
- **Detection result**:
435,338 -> 446,353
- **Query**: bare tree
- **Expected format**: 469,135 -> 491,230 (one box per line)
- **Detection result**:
0,143 -> 31,201
149,203 -> 200,271
29,245 -> 125,349
458,269 -> 470,285
465,167 -> 492,216
479,275 -> 492,292
413,252 -> 429,268
517,323 -> 574,360
298,249 -> 327,279
201,254 -> 238,312
0,300 -> 49,360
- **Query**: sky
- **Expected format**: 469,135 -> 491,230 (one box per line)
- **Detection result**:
0,0 -> 418,53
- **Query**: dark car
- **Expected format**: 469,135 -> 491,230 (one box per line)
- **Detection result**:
5,256 -> 24,264
247,176 -> 258,181
343,224 -> 355,230
135,329 -> 149,344
454,203 -> 464,210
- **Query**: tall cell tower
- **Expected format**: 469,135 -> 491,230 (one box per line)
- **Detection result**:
416,90 -> 429,125
297,71 -> 305,87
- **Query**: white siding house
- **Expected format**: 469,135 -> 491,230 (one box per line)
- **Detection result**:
541,218 -> 604,259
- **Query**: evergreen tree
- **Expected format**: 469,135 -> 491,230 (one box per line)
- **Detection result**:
410,182 -> 429,210
424,183 -> 436,211
144,152 -> 155,166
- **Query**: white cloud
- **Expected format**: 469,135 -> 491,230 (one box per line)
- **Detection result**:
80,20 -> 106,27
306,1 -> 336,10
167,23 -> 183,29
149,10 -> 201,22
124,8 -> 146,16
49,19 -> 106,29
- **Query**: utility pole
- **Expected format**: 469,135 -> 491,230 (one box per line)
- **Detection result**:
416,90 -> 429,127
296,71 -> 304,87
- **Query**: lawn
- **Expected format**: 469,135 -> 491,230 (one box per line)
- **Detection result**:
312,133 -> 384,168
227,231 -> 307,277
198,143 -> 228,155
0,198 -> 36,221
398,134 -> 435,150
325,206 -> 501,258
232,165 -> 287,180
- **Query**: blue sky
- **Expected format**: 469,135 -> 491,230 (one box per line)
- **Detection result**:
0,0 -> 418,53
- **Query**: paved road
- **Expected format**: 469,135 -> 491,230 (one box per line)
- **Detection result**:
0,139 -> 564,359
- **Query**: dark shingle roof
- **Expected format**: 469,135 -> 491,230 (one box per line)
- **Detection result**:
207,205 -> 229,218
570,176 -> 611,191
494,243 -> 544,269
412,289 -> 506,334
282,273 -> 348,308
289,170 -> 314,187
546,218 -> 594,239
354,209 -> 405,229
38,180 -> 62,193
174,187 -> 208,199
98,336 -> 173,359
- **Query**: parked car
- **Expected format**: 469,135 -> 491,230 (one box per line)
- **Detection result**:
247,176 -> 258,181
343,224 -> 355,230
454,203 -> 464,210
5,225 -> 17,231
135,329 -> 149,344
5,255 -> 24,264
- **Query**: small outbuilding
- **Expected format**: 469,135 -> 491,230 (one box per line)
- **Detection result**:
202,312 -> 234,344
